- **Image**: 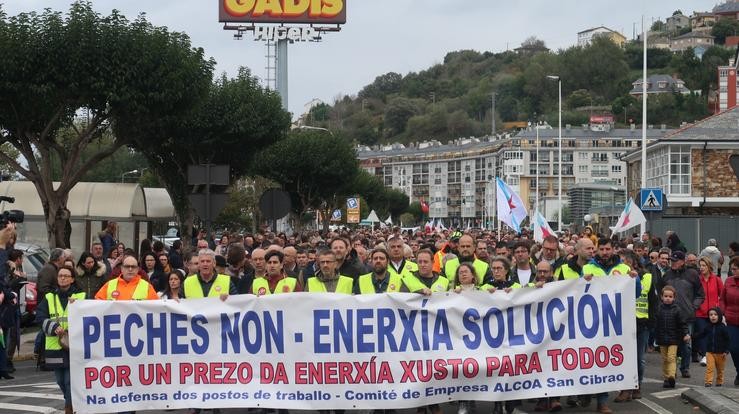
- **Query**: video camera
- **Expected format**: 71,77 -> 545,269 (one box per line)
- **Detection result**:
0,196 -> 24,226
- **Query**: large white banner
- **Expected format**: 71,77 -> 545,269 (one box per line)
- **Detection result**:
69,277 -> 637,413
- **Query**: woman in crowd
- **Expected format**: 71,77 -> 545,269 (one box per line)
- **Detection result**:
98,221 -> 117,257
159,270 -> 185,299
139,239 -> 153,258
141,252 -> 166,292
695,257 -> 723,366
216,233 -> 230,257
107,247 -> 121,270
115,242 -> 125,257
35,266 -> 85,414
75,252 -> 107,299
159,252 -> 172,274
720,256 -> 739,385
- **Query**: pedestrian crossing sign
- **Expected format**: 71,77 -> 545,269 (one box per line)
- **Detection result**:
640,188 -> 663,211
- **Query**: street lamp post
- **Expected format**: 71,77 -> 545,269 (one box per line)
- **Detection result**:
535,121 -> 539,214
547,75 -> 563,231
121,169 -> 138,183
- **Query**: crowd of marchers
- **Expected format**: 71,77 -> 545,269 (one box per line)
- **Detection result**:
1,220 -> 739,414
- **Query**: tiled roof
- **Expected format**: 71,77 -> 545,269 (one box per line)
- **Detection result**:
714,1 -> 739,14
659,106 -> 739,142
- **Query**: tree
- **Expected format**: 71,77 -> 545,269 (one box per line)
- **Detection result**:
309,103 -> 331,123
214,181 -> 254,233
381,188 -> 410,221
359,72 -> 403,101
712,18 -> 739,45
566,89 -> 592,110
0,2 -> 214,248
651,20 -> 665,32
133,68 -> 290,245
254,130 -> 360,231
0,143 -> 19,179
521,36 -> 547,49
383,97 -> 421,136
47,128 -> 150,183
406,201 -> 423,223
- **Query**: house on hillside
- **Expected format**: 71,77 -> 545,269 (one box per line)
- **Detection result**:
691,12 -> 717,32
666,12 -> 690,34
670,31 -> 715,51
629,75 -> 691,96
577,26 -> 627,47
648,35 -> 671,50
713,1 -> 739,19
513,43 -> 549,56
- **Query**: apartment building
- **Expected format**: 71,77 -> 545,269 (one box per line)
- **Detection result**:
357,121 -> 673,225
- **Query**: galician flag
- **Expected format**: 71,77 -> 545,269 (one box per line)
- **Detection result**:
533,211 -> 556,243
610,197 -> 646,234
496,177 -> 528,233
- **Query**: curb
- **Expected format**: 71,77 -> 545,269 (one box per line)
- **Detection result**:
12,353 -> 36,362
682,388 -> 739,414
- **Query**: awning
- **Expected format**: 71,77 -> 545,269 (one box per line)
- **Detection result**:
143,187 -> 176,218
0,181 -> 167,219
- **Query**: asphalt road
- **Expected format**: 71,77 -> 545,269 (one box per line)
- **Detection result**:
1,350 -> 729,414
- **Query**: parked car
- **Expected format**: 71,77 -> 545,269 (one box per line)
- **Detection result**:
153,227 -> 180,248
14,242 -> 49,326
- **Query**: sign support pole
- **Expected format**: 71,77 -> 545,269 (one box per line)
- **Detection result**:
277,38 -> 288,110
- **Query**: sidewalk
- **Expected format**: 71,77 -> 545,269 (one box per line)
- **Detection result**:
683,385 -> 739,414
11,331 -> 38,362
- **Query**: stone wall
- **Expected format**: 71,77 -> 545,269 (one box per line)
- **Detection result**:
691,148 -> 739,198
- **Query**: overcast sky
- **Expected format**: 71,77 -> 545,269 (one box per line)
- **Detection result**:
2,1 -> 720,117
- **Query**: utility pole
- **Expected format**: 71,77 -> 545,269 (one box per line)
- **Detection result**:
491,92 -> 497,137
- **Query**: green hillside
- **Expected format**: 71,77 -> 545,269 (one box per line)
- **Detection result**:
307,37 -> 732,145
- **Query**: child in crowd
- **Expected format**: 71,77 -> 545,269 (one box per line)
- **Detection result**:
693,307 -> 730,387
655,285 -> 690,388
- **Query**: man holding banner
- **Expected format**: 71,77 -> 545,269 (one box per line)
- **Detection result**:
182,249 -> 237,299
355,249 -> 403,294
305,250 -> 353,293
94,255 -> 158,301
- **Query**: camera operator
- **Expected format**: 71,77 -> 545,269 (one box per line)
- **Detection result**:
0,224 -> 18,379
4,249 -> 25,372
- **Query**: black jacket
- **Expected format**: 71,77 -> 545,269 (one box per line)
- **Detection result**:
655,302 -> 689,346
657,265 -> 705,322
693,307 -> 730,354
0,249 -> 15,330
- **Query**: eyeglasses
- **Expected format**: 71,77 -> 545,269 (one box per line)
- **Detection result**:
58,274 -> 73,279
122,264 -> 138,269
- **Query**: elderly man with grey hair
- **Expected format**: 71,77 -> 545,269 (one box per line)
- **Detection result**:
182,248 -> 237,299
37,248 -> 68,297
700,238 -> 724,277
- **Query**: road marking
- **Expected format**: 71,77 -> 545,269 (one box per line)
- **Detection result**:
636,397 -> 673,414
0,382 -> 57,389
0,403 -> 60,413
33,385 -> 61,389
0,390 -> 65,400
650,387 -> 690,399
